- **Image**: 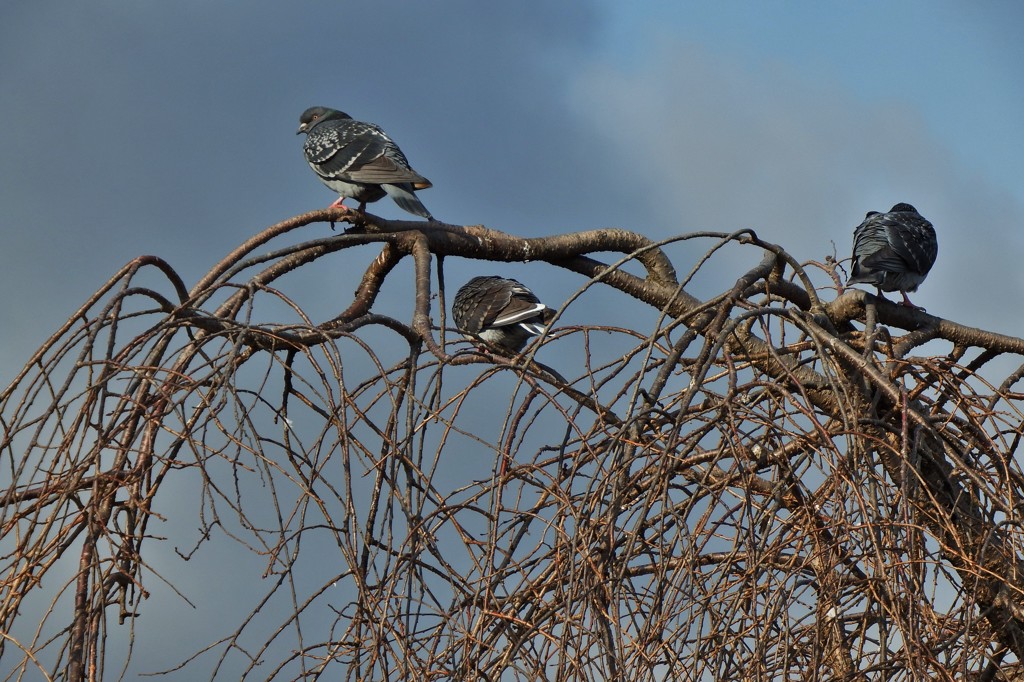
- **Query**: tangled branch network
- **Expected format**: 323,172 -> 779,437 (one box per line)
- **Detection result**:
4,208 -> 1024,681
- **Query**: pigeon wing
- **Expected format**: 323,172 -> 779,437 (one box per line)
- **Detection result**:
491,285 -> 548,327
308,120 -> 430,186
453,278 -> 543,334
884,215 -> 937,276
345,153 -> 432,187
304,120 -> 388,177
453,280 -> 504,334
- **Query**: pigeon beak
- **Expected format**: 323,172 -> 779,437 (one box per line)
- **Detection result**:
296,124 -> 307,135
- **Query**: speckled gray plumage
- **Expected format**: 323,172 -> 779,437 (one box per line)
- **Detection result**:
848,203 -> 937,306
297,106 -> 433,220
452,276 -> 555,353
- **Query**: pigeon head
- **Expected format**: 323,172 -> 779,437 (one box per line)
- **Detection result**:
297,107 -> 351,135
889,202 -> 918,214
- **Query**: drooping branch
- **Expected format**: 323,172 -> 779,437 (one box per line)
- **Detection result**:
5,214 -> 1024,680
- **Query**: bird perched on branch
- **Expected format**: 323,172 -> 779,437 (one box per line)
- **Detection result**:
452,276 -> 556,353
297,106 -> 434,220
847,203 -> 937,308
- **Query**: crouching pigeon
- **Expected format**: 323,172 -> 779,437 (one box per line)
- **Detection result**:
297,106 -> 433,220
847,202 -> 937,307
452,276 -> 555,353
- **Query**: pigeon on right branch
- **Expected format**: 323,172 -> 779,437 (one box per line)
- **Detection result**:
847,202 -> 937,308
452,276 -> 555,353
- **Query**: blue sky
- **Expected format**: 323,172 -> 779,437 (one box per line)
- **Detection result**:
599,0 -> 1024,188
2,2 -> 1023,677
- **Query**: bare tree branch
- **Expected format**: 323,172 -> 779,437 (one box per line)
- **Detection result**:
3,213 -> 1024,680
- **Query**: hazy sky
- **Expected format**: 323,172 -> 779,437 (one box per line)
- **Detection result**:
3,1 -> 1024,378
2,2 -> 1023,677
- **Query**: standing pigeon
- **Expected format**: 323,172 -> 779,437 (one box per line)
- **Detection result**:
452,276 -> 556,353
847,203 -> 937,307
297,106 -> 433,220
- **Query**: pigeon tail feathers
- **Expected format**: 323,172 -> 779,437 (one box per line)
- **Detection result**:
383,183 -> 433,220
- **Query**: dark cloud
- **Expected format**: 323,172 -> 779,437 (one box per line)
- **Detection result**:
0,1 -> 608,376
